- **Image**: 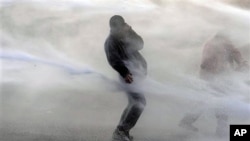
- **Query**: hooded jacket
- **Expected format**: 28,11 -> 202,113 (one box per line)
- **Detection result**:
105,28 -> 147,78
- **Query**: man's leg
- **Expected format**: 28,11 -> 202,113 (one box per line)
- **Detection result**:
179,108 -> 203,132
215,112 -> 228,137
113,92 -> 146,141
118,92 -> 146,131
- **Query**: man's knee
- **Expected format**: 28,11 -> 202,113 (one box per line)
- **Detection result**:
129,92 -> 146,103
128,92 -> 146,110
133,99 -> 146,112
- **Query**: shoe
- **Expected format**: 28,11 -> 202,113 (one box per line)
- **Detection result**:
112,129 -> 131,141
128,135 -> 133,141
179,122 -> 198,132
125,131 -> 133,141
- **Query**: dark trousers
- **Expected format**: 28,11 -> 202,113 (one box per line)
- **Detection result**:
117,91 -> 146,132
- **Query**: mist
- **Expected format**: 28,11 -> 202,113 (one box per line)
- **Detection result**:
0,0 -> 250,141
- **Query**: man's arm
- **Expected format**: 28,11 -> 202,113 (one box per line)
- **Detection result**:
124,27 -> 144,51
105,40 -> 133,83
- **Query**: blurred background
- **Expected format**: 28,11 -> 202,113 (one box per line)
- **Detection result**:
0,0 -> 249,141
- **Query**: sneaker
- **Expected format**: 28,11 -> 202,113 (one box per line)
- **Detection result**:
112,129 -> 130,141
128,135 -> 133,141
124,131 -> 133,141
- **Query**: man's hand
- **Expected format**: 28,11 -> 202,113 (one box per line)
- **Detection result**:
124,73 -> 133,84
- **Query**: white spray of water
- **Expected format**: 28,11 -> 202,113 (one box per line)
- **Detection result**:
0,0 -> 250,141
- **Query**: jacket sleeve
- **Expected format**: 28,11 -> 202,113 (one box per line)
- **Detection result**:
125,28 -> 144,51
105,39 -> 130,78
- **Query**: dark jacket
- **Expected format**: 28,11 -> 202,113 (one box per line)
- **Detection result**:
105,29 -> 147,78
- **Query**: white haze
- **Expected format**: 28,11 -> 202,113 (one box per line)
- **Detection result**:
0,0 -> 250,141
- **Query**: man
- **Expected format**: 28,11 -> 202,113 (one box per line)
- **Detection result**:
179,32 -> 249,136
104,15 -> 147,141
200,32 -> 249,80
